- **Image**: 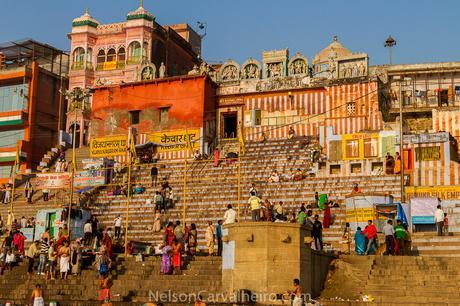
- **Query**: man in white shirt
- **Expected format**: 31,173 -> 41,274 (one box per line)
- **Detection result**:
20,216 -> 27,229
114,215 -> 122,239
435,204 -> 445,236
382,220 -> 395,255
83,220 -> 92,246
223,205 -> 237,224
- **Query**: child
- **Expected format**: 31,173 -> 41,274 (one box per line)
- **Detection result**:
444,213 -> 449,234
47,241 -> 56,280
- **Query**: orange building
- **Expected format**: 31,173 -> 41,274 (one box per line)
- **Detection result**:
0,39 -> 68,181
91,74 -> 216,159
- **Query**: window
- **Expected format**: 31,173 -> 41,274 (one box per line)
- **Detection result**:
159,107 -> 169,124
345,139 -> 360,158
117,47 -> 126,62
364,138 -> 378,157
129,110 -> 140,125
97,50 -> 106,70
346,102 -> 356,116
72,47 -> 85,70
253,110 -> 261,126
0,84 -> 29,112
0,129 -> 25,148
106,49 -> 116,62
0,166 -> 13,179
127,41 -> 142,64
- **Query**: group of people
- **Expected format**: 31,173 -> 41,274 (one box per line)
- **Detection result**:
0,183 -> 13,204
354,219 -> 412,256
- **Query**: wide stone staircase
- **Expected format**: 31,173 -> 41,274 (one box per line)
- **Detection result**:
0,254 -> 221,305
88,139 -> 401,251
321,255 -> 460,306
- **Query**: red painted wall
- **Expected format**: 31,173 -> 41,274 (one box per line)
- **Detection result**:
91,75 -> 216,138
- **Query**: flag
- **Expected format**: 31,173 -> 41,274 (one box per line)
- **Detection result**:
185,128 -> 193,155
129,134 -> 137,162
397,202 -> 408,225
14,143 -> 21,174
238,126 -> 246,156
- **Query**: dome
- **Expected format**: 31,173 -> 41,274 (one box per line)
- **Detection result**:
127,5 -> 155,22
313,36 -> 352,64
72,8 -> 100,28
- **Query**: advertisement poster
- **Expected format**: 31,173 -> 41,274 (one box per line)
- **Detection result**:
35,173 -> 71,189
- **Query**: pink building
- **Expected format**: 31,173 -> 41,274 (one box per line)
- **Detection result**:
67,4 -> 201,146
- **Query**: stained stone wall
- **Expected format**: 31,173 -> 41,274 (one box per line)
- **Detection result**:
222,223 -> 335,302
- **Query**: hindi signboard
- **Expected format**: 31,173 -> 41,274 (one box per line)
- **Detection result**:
147,129 -> 200,152
35,173 -> 71,189
90,135 -> 127,158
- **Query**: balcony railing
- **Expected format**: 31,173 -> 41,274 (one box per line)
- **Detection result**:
71,61 -> 94,71
96,61 -> 127,71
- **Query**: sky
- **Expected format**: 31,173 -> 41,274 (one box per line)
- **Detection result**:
1,0 -> 460,66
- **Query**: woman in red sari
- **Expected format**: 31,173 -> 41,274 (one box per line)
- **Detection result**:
323,201 -> 331,229
164,222 -> 175,246
213,148 -> 220,167
172,239 -> 182,275
103,231 -> 113,258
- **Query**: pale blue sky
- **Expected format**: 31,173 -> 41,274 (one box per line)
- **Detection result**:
1,0 -> 459,65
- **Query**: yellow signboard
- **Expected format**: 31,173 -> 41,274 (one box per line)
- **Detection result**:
406,186 -> 460,200
346,207 -> 376,223
147,129 -> 200,153
90,135 -> 128,157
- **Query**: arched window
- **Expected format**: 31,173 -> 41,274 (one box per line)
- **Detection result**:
107,49 -> 116,62
117,47 -> 126,69
97,50 -> 106,70
86,48 -> 93,70
127,41 -> 141,64
72,47 -> 85,70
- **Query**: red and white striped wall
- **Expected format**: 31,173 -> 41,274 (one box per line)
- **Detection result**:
243,82 -> 383,141
433,109 -> 460,144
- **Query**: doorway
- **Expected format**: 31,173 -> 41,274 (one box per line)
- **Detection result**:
70,123 -> 81,148
48,212 -> 56,239
222,112 -> 237,139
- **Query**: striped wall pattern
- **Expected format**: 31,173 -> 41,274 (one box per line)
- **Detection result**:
433,110 -> 460,145
244,82 -> 383,141
400,141 -> 460,186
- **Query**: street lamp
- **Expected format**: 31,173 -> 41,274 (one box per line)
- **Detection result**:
63,87 -> 93,231
384,35 -> 397,65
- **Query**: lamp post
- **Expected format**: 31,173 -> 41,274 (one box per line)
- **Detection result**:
63,87 -> 93,232
384,35 -> 397,65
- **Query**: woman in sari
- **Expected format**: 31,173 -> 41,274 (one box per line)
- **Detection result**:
172,239 -> 182,275
354,227 -> 366,255
394,152 -> 401,174
213,148 -> 220,167
103,231 -> 113,258
323,202 -> 331,229
188,223 -> 197,256
160,244 -> 173,275
164,222 -> 175,246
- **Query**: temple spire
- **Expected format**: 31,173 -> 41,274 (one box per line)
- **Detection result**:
140,0 -> 143,7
